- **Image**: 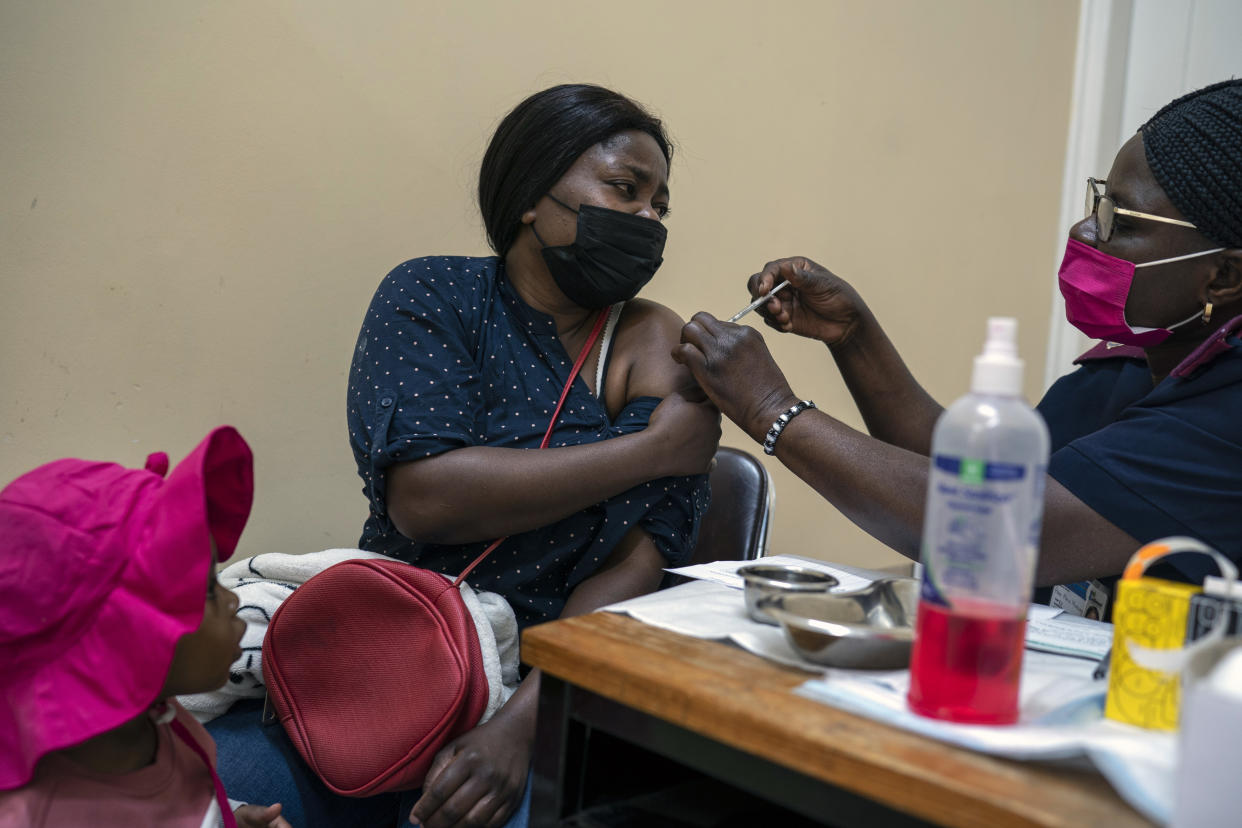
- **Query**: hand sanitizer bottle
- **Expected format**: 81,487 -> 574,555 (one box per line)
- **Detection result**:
907,318 -> 1050,724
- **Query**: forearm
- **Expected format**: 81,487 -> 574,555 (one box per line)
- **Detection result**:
387,433 -> 669,545
770,407 -> 1142,584
1035,478 -> 1140,586
764,408 -> 930,558
497,529 -> 667,741
558,527 -> 668,618
828,309 -> 943,455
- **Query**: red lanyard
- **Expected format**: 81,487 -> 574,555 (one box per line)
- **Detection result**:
452,309 -> 609,587
169,717 -> 238,828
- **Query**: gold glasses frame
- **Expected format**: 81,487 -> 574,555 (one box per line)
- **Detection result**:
1086,177 -> 1197,242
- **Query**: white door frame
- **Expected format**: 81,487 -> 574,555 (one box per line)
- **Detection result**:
1043,0 -> 1133,390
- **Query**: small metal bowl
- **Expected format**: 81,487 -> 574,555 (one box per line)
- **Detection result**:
738,563 -> 839,625
760,577 -> 919,669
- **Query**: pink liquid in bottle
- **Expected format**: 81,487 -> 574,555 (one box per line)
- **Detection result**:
907,600 -> 1026,725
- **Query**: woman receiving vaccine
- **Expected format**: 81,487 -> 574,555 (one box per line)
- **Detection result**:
211,84 -> 719,828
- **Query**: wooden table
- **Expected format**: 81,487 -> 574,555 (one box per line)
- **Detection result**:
523,611 -> 1153,828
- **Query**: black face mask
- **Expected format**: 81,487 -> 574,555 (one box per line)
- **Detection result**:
532,196 -> 667,309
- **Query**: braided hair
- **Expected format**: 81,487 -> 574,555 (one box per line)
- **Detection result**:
1141,79 -> 1242,249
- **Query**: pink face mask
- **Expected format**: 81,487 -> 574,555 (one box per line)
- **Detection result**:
1057,238 -> 1224,347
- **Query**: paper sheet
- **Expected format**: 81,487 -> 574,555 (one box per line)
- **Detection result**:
602,579 -> 815,670
1025,610 -> 1114,661
796,662 -> 1173,825
664,555 -> 875,593
613,557 -> 901,670
623,561 -> 1114,672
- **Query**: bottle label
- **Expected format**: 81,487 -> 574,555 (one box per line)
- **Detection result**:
921,454 -> 1045,610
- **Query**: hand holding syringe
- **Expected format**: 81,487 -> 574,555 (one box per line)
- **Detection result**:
727,280 -> 791,323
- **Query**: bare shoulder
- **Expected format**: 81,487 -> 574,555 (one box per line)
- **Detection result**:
604,298 -> 693,411
616,298 -> 685,346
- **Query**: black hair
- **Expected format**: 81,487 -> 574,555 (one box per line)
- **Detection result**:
1140,78 -> 1242,249
478,84 -> 673,255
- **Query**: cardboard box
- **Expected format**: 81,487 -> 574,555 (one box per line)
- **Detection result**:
1171,644 -> 1242,827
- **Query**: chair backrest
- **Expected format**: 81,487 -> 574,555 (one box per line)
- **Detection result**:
687,446 -> 773,566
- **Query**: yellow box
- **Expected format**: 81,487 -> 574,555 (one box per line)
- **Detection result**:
1105,576 -> 1201,730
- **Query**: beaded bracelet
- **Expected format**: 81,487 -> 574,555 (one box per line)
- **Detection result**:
761,399 -> 817,455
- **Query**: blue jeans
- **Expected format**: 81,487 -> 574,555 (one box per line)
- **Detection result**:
208,699 -> 530,828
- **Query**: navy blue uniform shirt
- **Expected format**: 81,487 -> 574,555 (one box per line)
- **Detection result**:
347,256 -> 709,629
1037,317 -> 1242,599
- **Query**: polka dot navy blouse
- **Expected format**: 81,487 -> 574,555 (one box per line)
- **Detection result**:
347,256 -> 710,630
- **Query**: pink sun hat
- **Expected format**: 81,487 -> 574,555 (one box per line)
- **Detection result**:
0,426 -> 253,790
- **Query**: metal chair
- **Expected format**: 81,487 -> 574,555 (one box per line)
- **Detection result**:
687,445 -> 774,566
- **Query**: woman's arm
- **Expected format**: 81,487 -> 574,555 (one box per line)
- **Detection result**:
769,401 -> 1140,583
827,310 -> 943,456
407,526 -> 667,828
674,312 -> 1142,586
386,404 -> 713,544
387,299 -> 719,546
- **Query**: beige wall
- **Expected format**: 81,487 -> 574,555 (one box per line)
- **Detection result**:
1,1 -> 1079,569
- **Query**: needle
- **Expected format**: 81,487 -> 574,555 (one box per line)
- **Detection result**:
728,281 -> 791,323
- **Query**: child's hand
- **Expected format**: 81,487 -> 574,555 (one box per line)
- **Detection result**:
233,802 -> 293,828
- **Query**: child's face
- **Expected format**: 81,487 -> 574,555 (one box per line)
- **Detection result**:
160,540 -> 245,697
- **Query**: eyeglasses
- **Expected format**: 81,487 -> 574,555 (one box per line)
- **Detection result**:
1086,177 -> 1197,242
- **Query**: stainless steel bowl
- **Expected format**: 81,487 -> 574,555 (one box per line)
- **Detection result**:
737,563 -> 839,625
760,577 -> 920,669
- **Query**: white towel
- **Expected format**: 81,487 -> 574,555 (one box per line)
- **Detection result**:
179,549 -> 520,725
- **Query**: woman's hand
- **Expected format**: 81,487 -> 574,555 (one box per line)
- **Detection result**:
748,257 -> 869,347
233,802 -> 292,828
645,390 -> 722,477
673,314 -> 800,443
408,711 -> 530,828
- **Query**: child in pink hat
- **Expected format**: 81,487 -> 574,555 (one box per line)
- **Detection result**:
0,426 -> 292,828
